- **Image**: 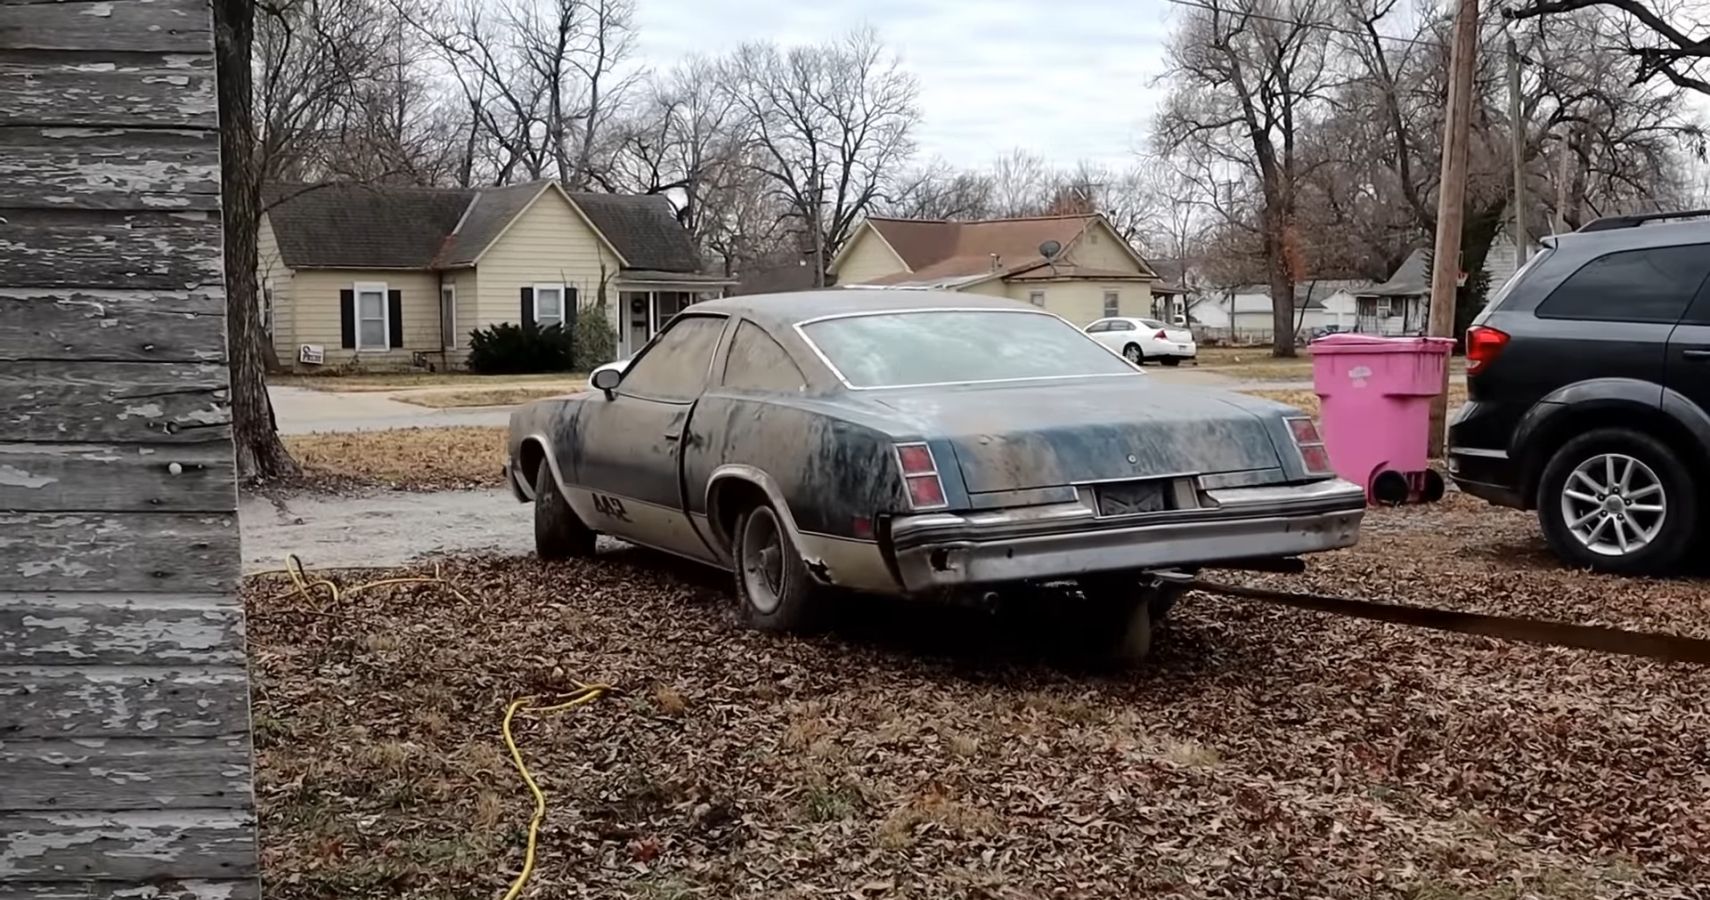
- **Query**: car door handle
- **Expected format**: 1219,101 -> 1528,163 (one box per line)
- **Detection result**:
1683,350 -> 1710,360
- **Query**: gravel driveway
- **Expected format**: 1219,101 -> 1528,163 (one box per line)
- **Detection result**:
240,487 -> 530,572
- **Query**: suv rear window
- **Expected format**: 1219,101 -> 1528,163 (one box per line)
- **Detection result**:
1535,245 -> 1710,323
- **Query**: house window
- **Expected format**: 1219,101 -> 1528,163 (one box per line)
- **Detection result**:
1103,291 -> 1120,318
261,282 -> 274,338
1028,290 -> 1046,307
440,284 -> 456,349
533,283 -> 565,329
355,281 -> 388,350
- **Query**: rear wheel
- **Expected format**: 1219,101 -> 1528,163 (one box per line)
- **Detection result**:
534,466 -> 596,559
1077,577 -> 1170,665
733,502 -> 821,631
1123,343 -> 1144,365
1536,428 -> 1696,574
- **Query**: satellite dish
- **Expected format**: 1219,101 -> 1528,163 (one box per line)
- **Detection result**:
1038,240 -> 1062,259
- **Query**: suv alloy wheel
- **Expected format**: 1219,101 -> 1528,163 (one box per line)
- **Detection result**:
1535,428 -> 1698,574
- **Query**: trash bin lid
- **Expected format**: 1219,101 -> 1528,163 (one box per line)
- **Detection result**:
1308,333 -> 1454,355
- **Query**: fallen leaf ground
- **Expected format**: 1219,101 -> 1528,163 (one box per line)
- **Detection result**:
247,494 -> 1710,900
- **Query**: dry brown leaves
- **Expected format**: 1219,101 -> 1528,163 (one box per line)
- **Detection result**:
393,386 -> 580,409
246,497 -> 1710,900
283,426 -> 505,491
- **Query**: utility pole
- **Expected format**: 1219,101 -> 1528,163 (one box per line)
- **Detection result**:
1426,0 -> 1482,458
1508,34 -> 1527,265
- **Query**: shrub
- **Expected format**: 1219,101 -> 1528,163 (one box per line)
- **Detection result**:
572,300 -> 617,369
465,322 -> 574,374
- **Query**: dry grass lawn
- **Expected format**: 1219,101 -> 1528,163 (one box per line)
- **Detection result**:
246,494 -> 1710,899
1241,384 -> 1471,419
284,426 -> 506,491
392,385 -> 579,409
272,372 -> 581,393
1196,346 -> 1469,383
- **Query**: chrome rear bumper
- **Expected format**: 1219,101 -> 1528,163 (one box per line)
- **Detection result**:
888,479 -> 1365,591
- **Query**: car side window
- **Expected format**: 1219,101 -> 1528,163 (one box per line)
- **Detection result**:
618,314 -> 726,402
1087,321 -> 1109,333
722,320 -> 808,393
1537,245 -> 1710,324
1112,320 -> 1135,332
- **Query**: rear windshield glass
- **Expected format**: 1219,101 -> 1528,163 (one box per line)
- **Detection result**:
1140,318 -> 1166,329
800,310 -> 1135,388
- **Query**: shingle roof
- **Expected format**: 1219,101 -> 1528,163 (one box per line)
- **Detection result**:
853,214 -> 1153,284
263,181 -> 705,274
263,183 -> 475,269
1357,248 -> 1431,297
569,192 -> 701,273
434,182 -> 550,268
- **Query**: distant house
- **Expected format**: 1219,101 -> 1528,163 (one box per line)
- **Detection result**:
1354,249 -> 1432,336
1207,279 -> 1369,342
259,181 -> 733,371
828,213 -> 1160,325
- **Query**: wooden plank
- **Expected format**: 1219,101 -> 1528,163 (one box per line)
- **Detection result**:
0,736 -> 251,808
0,288 -> 225,363
0,879 -> 259,900
0,209 -> 222,290
0,443 -> 235,512
0,879 -> 258,900
0,811 -> 255,881
0,51 -> 216,130
0,127 -> 220,211
0,593 -> 243,667
0,512 -> 238,593
0,0 -> 215,54
0,361 -> 230,443
0,667 -> 249,738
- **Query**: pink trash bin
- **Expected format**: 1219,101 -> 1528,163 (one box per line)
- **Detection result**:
1309,334 -> 1455,504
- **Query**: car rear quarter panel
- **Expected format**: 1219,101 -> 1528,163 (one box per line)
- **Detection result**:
686,394 -> 918,541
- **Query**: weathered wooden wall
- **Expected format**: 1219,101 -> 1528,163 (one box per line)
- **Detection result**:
0,0 -> 256,895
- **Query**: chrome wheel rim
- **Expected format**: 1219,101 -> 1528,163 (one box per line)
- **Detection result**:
1560,453 -> 1666,557
1124,345 -> 1142,363
740,508 -> 785,613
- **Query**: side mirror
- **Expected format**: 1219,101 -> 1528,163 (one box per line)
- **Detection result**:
591,366 -> 622,398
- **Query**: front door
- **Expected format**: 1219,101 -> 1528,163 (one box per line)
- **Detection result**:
576,313 -> 729,561
1660,244 -> 1710,416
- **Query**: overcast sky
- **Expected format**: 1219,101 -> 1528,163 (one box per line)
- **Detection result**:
632,0 -> 1176,172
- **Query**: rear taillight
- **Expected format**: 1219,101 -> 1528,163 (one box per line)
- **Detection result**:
895,442 -> 948,510
1465,325 -> 1509,375
1155,329 -> 1168,339
1286,417 -> 1334,476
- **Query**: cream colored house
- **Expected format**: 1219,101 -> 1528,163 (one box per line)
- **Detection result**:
259,180 -> 731,371
827,213 -> 1159,325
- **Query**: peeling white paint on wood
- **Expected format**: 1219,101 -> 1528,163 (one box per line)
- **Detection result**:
0,667 -> 249,737
0,513 -> 238,592
0,443 -> 235,512
0,811 -> 255,880
0,737 -> 252,808
0,361 -> 231,443
2,877 -> 259,899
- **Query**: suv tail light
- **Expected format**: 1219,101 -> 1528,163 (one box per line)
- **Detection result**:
1286,417 -> 1334,476
1465,325 -> 1509,375
894,442 -> 948,510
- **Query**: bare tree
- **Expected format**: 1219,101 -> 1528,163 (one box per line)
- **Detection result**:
989,148 -> 1053,216
723,27 -> 920,285
881,159 -> 996,219
1505,0 -> 1710,94
1158,0 -> 1338,356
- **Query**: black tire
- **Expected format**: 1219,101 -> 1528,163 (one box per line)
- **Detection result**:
1123,343 -> 1145,365
1535,428 -> 1697,575
1076,577 -> 1164,666
534,466 -> 596,560
1160,357 -> 1181,367
733,502 -> 821,631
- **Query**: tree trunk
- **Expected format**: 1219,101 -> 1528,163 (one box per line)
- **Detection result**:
215,0 -> 298,480
1266,219 -> 1296,357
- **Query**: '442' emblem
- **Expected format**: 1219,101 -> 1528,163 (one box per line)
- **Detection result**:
590,492 -> 630,522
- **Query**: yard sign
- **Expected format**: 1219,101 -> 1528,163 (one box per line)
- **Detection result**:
0,0 -> 259,895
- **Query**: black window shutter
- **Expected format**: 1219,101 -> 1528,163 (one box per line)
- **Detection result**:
566,286 -> 578,331
387,289 -> 403,349
340,289 -> 356,348
520,287 -> 535,329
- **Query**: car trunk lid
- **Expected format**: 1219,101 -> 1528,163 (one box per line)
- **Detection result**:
869,379 -> 1284,493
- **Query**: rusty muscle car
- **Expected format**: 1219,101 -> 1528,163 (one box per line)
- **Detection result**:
507,292 -> 1365,662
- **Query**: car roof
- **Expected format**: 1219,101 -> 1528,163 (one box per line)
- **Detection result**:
1548,216 -> 1710,255
692,289 -> 1038,328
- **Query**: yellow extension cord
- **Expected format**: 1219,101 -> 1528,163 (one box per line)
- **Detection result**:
261,554 -> 611,900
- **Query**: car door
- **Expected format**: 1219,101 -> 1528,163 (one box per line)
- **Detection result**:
1660,243 -> 1710,417
1105,319 -> 1141,356
575,312 -> 730,562
1084,319 -> 1114,351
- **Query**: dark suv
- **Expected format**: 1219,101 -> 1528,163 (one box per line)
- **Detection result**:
1448,211 -> 1710,574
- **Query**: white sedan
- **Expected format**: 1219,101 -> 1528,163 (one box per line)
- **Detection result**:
1084,317 -> 1197,366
